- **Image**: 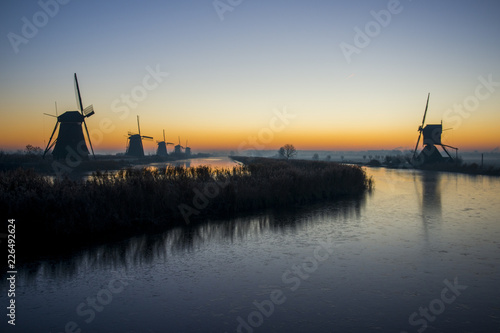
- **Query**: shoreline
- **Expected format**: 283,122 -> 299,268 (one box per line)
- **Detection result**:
0,151 -> 211,177
340,159 -> 500,177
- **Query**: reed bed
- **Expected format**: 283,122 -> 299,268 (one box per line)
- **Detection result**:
1,158 -> 372,252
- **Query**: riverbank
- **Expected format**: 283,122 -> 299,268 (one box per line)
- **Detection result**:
0,151 -> 211,176
347,158 -> 500,176
1,157 -> 372,259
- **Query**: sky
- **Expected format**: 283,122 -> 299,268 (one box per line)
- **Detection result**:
0,0 -> 499,154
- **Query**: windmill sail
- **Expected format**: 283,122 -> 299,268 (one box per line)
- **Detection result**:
413,93 -> 430,159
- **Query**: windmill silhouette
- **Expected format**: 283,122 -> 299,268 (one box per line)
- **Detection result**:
43,74 -> 95,160
174,136 -> 184,155
412,94 -> 458,165
126,116 -> 153,157
156,129 -> 174,156
184,139 -> 191,156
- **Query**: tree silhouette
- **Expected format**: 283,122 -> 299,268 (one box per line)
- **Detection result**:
279,144 -> 297,159
25,144 -> 42,155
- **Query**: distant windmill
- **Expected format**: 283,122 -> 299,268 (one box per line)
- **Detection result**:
174,136 -> 184,155
412,93 -> 458,165
126,116 -> 153,157
156,129 -> 174,156
185,139 -> 191,156
43,74 -> 95,160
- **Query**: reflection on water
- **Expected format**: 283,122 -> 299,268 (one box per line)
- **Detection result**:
156,157 -> 240,169
415,171 -> 442,241
12,196 -> 366,285
420,172 -> 442,221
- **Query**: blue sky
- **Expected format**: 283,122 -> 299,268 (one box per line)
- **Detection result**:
1,0 -> 499,152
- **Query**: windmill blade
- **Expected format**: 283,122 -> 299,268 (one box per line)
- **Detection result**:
166,142 -> 174,145
83,119 -> 95,158
43,113 -> 57,118
83,104 -> 95,117
421,93 -> 430,128
43,122 -> 59,158
163,129 -> 166,142
74,73 -> 84,114
413,93 -> 430,160
55,101 -> 58,116
47,139 -> 57,151
142,136 -> 154,140
137,116 -> 141,136
413,131 -> 422,159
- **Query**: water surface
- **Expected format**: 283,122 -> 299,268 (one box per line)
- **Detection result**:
1,167 -> 499,332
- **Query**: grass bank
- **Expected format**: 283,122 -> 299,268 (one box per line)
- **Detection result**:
1,157 -> 372,257
377,154 -> 500,176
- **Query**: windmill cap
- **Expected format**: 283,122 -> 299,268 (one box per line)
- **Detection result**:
58,111 -> 85,122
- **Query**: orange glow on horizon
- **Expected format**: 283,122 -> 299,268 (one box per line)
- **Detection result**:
1,109 -> 498,153
2,128 -> 497,154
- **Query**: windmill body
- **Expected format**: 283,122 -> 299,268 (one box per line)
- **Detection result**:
174,144 -> 183,155
413,94 -> 458,165
52,111 -> 89,159
126,116 -> 153,157
126,134 -> 145,157
174,136 -> 184,155
422,124 -> 442,146
156,141 -> 168,156
156,129 -> 173,156
184,140 -> 191,156
44,74 -> 95,160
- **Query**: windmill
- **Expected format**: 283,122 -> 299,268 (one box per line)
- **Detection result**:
184,139 -> 191,156
43,74 -> 95,160
156,129 -> 174,156
174,136 -> 184,155
126,116 -> 153,157
412,93 -> 458,165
